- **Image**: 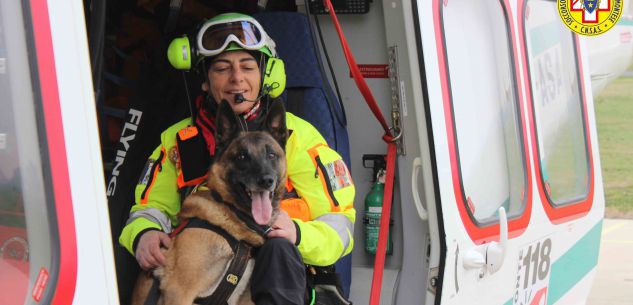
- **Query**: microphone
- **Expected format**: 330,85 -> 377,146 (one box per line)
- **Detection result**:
234,84 -> 274,104
235,93 -> 260,104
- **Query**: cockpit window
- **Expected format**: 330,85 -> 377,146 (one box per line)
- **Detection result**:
0,2 -> 56,304
523,0 -> 591,207
441,0 -> 529,225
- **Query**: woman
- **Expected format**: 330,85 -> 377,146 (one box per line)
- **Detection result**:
119,12 -> 355,304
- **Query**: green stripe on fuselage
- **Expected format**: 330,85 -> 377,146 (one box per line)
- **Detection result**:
618,18 -> 633,27
547,220 -> 602,304
502,220 -> 602,305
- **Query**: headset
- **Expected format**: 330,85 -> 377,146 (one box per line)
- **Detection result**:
166,35 -> 286,99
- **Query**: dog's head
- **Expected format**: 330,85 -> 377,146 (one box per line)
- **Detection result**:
208,100 -> 288,226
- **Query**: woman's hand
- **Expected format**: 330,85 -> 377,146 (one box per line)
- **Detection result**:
266,210 -> 297,244
135,230 -> 172,270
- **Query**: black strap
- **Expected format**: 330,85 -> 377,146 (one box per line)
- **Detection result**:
143,276 -> 161,305
286,88 -> 305,117
185,218 -> 239,253
194,241 -> 252,305
163,0 -> 182,34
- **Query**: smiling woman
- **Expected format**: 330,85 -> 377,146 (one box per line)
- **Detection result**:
204,51 -> 262,114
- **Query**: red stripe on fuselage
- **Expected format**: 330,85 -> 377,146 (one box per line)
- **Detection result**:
29,0 -> 78,304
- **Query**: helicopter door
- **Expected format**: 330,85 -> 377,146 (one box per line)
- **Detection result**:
416,0 -> 536,304
415,0 -> 603,304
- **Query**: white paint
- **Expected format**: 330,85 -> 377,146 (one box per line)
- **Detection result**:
47,0 -> 119,304
16,0 -> 608,304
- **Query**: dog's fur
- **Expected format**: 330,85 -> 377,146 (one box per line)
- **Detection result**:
131,100 -> 288,305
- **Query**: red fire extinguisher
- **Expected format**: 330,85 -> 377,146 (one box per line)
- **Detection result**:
363,155 -> 393,255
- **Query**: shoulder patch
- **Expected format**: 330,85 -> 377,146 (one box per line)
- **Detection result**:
139,159 -> 156,185
324,160 -> 352,191
168,146 -> 180,169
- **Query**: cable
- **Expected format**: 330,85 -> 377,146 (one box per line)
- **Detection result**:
181,71 -> 195,119
306,0 -> 348,127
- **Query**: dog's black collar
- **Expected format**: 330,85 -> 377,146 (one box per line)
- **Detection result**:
210,190 -> 272,237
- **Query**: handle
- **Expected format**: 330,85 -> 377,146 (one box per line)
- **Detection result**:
463,206 -> 508,274
487,207 -> 507,274
411,157 -> 428,220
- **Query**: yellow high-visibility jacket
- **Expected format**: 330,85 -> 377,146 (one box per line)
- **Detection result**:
119,112 -> 355,266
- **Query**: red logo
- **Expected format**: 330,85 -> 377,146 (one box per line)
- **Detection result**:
351,64 -> 390,79
32,268 -> 49,302
571,0 -> 610,23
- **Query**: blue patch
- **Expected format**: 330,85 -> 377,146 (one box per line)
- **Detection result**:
583,0 -> 599,14
138,159 -> 155,185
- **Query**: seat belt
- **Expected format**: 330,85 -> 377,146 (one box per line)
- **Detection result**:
320,1 -> 400,304
286,88 -> 305,117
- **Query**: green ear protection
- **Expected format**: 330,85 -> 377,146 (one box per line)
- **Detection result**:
167,36 -> 192,70
262,57 -> 285,98
166,36 -> 286,98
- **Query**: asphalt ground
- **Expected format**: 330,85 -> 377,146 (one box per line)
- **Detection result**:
587,218 -> 633,305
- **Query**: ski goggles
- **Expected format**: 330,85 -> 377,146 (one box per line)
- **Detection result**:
196,17 -> 276,57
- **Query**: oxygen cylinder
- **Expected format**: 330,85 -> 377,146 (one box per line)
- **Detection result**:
364,169 -> 392,255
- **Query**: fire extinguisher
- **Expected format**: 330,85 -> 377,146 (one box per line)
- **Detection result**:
362,155 -> 393,255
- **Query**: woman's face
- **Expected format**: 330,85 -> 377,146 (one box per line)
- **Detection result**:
202,50 -> 261,114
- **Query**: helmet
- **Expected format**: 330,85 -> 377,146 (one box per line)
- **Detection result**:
167,13 -> 285,98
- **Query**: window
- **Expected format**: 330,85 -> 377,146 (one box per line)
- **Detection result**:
437,0 -> 531,240
522,0 -> 593,221
0,2 -> 57,304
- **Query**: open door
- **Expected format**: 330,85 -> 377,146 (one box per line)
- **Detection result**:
414,0 -> 603,304
424,0 -> 534,304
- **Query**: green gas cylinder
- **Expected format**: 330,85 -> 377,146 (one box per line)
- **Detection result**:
364,170 -> 392,255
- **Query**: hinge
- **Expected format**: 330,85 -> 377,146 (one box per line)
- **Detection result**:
388,45 -> 406,155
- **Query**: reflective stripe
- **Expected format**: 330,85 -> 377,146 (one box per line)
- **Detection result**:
127,208 -> 173,233
315,213 -> 353,256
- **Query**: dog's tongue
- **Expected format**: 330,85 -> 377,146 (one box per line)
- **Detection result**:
251,191 -> 272,225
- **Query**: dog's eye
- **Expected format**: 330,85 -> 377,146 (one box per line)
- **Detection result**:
236,153 -> 247,161
267,152 -> 277,160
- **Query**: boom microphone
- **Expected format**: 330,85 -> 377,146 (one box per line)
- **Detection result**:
235,93 -> 259,104
234,85 -> 274,103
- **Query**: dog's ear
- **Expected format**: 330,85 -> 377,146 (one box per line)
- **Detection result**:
264,101 -> 288,148
215,100 -> 241,154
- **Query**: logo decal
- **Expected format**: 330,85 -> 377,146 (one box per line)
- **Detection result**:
324,160 -> 352,191
558,0 -> 623,36
138,159 -> 156,185
226,274 -> 239,285
514,238 -> 552,305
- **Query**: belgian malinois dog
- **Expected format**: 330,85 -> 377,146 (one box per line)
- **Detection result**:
131,100 -> 288,305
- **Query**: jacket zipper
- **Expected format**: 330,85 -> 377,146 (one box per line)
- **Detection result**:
315,156 -> 340,207
140,150 -> 164,201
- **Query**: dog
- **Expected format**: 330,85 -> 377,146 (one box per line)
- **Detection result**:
131,99 -> 288,305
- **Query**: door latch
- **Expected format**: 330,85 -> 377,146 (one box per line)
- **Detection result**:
462,207 -> 508,275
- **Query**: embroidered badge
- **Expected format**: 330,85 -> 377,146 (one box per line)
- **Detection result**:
169,146 -> 180,169
138,159 -> 156,185
557,0 -> 623,36
324,160 -> 352,191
